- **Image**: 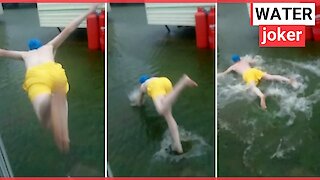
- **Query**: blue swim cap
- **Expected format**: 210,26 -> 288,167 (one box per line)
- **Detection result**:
231,54 -> 241,63
28,39 -> 43,50
139,75 -> 150,84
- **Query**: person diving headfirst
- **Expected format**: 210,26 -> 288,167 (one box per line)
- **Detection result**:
0,4 -> 102,153
218,54 -> 296,110
137,74 -> 198,154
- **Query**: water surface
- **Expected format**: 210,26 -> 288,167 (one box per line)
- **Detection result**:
218,3 -> 320,177
0,6 -> 104,176
108,4 -> 214,177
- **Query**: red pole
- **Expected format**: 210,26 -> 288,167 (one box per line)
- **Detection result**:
99,10 -> 105,52
207,7 -> 215,49
86,12 -> 100,50
195,7 -> 208,49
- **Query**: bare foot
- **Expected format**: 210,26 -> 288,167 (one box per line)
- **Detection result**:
260,96 -> 267,110
289,78 -> 299,89
183,74 -> 198,87
54,134 -> 70,153
171,144 -> 184,155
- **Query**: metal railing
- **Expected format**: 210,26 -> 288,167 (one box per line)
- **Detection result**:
0,136 -> 13,177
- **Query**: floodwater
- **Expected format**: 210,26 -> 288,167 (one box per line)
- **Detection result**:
0,6 -> 104,176
218,4 -> 320,176
108,4 -> 214,176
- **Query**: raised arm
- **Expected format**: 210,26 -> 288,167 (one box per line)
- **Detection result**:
217,66 -> 234,77
47,4 -> 102,50
0,48 -> 24,60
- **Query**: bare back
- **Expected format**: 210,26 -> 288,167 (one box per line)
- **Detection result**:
21,45 -> 55,69
1,4 -> 102,71
231,60 -> 252,75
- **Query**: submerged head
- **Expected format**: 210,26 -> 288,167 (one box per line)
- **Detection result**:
28,39 -> 43,50
139,75 -> 150,84
231,54 -> 241,63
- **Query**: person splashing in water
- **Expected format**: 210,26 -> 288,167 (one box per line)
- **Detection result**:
137,74 -> 198,154
0,4 -> 102,153
218,54 -> 295,110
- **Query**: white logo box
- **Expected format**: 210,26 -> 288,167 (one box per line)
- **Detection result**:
252,3 -> 315,26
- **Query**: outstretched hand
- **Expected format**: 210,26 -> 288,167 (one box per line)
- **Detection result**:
217,73 -> 224,78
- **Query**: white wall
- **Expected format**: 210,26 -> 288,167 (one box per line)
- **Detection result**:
145,3 -> 215,26
37,3 -> 104,28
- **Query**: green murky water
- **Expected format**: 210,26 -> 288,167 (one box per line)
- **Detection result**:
0,6 -> 104,176
108,4 -> 214,177
218,3 -> 320,177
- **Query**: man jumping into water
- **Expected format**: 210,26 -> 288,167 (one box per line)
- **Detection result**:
0,4 -> 101,153
218,54 -> 295,110
137,74 -> 198,154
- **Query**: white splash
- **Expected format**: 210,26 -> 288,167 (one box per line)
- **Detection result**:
270,138 -> 297,159
128,87 -> 143,106
288,60 -> 320,77
153,127 -> 211,162
217,76 -> 253,109
218,55 -> 320,173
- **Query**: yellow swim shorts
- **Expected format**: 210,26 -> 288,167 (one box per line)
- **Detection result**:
242,68 -> 266,85
147,77 -> 173,100
23,62 -> 69,101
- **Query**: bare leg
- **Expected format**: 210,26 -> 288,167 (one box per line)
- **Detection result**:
32,93 -> 52,129
249,82 -> 267,110
263,73 -> 291,83
152,75 -> 197,154
163,109 -> 183,154
155,75 -> 197,114
51,86 -> 69,153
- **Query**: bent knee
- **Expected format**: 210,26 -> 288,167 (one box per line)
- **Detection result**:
156,108 -> 166,116
155,105 -> 171,116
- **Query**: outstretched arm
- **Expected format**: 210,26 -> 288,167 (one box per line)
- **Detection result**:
47,3 -> 102,50
138,92 -> 145,106
0,49 -> 24,60
217,66 -> 233,77
138,85 -> 146,106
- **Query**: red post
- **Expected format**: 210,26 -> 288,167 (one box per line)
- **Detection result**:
195,7 -> 208,48
314,2 -> 320,41
207,7 -> 215,49
99,10 -> 105,52
306,26 -> 313,41
316,2 -> 320,15
86,12 -> 100,50
313,18 -> 320,41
